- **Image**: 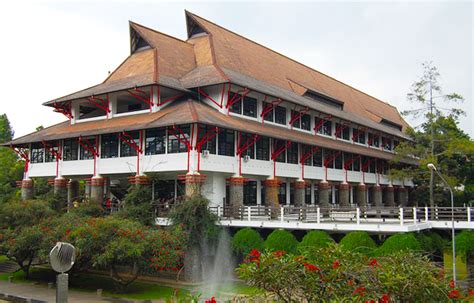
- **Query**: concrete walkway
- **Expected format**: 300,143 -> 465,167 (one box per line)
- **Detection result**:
0,280 -> 140,303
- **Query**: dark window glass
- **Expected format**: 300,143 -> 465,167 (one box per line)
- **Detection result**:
353,154 -> 360,171
305,185 -> 311,204
243,96 -> 257,118
290,183 -> 295,205
335,123 -> 350,140
369,158 -> 376,173
344,153 -> 353,170
314,184 -> 319,204
101,134 -> 118,159
315,117 -> 332,136
80,137 -> 96,160
154,180 -> 175,203
287,142 -> 298,164
291,110 -> 300,128
244,180 -> 257,205
239,132 -> 255,159
334,151 -> 343,169
273,139 -> 286,163
324,149 -> 334,168
313,148 -> 323,167
45,141 -> 60,163
382,137 -> 392,150
256,136 -> 270,160
301,114 -> 311,131
218,129 -> 235,156
63,138 -> 78,161
121,131 -> 140,157
31,143 -> 44,163
353,128 -> 366,144
275,106 -> 286,125
393,140 -> 400,150
278,183 -> 286,205
168,125 -> 190,154
229,93 -> 242,114
197,125 -> 217,154
261,182 -> 265,205
301,145 -> 312,166
361,156 -> 369,172
262,102 -> 273,122
368,133 -> 380,147
334,186 -> 339,205
145,128 -> 166,155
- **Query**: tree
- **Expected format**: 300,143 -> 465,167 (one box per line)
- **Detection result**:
339,231 -> 377,255
0,200 -> 54,229
455,230 -> 474,288
394,62 -> 473,208
376,233 -> 421,255
264,229 -> 299,253
297,230 -> 334,252
232,228 -> 263,258
114,186 -> 154,226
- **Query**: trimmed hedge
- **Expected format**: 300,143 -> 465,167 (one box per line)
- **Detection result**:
264,229 -> 299,253
339,231 -> 377,254
232,228 -> 264,256
297,230 -> 334,251
377,233 -> 421,255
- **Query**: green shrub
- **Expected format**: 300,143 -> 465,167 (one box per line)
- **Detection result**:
377,233 -> 421,255
232,228 -> 263,256
339,231 -> 377,254
455,230 -> 474,257
416,232 -> 446,256
118,186 -> 154,225
297,230 -> 334,252
264,229 -> 298,253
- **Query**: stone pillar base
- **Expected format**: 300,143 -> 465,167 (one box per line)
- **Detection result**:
54,177 -> 68,196
184,245 -> 202,282
294,181 -> 306,207
90,177 -> 105,205
127,175 -> 151,187
384,186 -> 395,207
263,178 -> 280,218
339,183 -> 350,207
357,183 -> 367,211
229,177 -> 245,218
318,181 -> 330,208
181,174 -> 206,198
20,179 -> 34,201
67,180 -> 80,209
372,185 -> 383,217
397,186 -> 407,207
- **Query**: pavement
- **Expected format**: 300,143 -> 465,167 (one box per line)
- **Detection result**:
0,280 -> 140,303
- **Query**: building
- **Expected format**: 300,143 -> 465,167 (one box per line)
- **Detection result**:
5,11 -> 417,212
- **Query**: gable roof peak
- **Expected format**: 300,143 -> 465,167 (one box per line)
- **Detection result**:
185,10 -> 209,38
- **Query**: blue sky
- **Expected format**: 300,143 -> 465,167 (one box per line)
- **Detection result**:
0,0 -> 472,137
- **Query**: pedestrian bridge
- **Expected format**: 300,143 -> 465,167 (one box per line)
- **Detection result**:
155,205 -> 474,233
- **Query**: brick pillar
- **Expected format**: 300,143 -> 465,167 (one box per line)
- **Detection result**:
229,177 -> 245,218
54,177 -> 68,197
264,178 -> 280,219
397,186 -> 407,207
372,185 -> 383,217
318,181 -> 330,208
294,181 -> 306,207
339,182 -> 350,207
184,174 -> 204,198
384,185 -> 395,207
128,175 -> 151,188
20,179 -> 34,201
357,183 -> 367,211
84,178 -> 91,200
90,177 -> 105,205
67,180 -> 79,210
184,245 -> 202,282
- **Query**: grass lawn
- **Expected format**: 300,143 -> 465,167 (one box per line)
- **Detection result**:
444,252 -> 468,281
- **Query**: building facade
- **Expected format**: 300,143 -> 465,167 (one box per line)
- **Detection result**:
5,11 -> 416,211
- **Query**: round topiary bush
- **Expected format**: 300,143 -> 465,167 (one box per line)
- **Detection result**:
232,228 -> 264,257
377,233 -> 422,255
416,232 -> 447,256
297,230 -> 334,252
264,229 -> 299,253
339,231 -> 377,254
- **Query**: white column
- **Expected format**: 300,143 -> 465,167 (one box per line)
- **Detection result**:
151,85 -> 159,112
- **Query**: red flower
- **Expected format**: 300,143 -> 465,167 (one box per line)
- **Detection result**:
380,294 -> 390,303
332,260 -> 340,269
353,286 -> 366,296
247,249 -> 261,266
304,263 -> 320,272
365,300 -> 375,303
449,279 -> 455,289
368,258 -> 378,267
448,289 -> 463,299
348,279 -> 354,286
205,297 -> 217,303
468,290 -> 474,297
273,250 -> 286,258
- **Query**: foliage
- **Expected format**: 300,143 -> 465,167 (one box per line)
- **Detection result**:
416,231 -> 447,257
264,229 -> 299,254
376,233 -> 421,255
297,230 -> 333,252
455,230 -> 474,257
237,244 -> 454,302
168,195 -> 218,247
232,228 -> 263,257
70,201 -> 105,217
0,199 -> 54,229
116,186 -> 154,226
339,231 -> 377,255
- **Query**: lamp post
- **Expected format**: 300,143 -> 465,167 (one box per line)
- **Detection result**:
427,163 -> 456,286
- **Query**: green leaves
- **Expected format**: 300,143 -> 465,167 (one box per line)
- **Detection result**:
232,227 -> 263,257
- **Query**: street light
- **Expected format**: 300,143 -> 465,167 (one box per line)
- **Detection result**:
428,163 -> 456,286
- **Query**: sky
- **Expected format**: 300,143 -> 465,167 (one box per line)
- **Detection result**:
0,0 -> 472,139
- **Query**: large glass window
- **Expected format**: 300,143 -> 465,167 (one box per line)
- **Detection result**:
31,143 -> 44,163
63,138 -> 78,161
287,142 -> 298,164
244,180 -> 257,205
218,129 -> 235,156
168,125 -> 190,154
334,151 -> 343,169
292,111 -> 311,131
229,93 -> 242,114
145,128 -> 166,155
121,131 -> 140,157
196,125 -> 217,154
305,185 -> 311,204
344,153 -> 352,170
368,157 -> 376,173
313,148 -> 323,167
239,132 -> 255,159
315,117 -> 332,136
353,128 -> 366,144
314,184 -> 319,204
382,137 -> 392,151
262,102 -> 274,122
353,154 -> 361,171
243,96 -> 257,118
101,134 -> 119,159
273,139 -> 286,163
275,106 -> 286,125
278,182 -> 287,205
368,133 -> 379,147
301,144 -> 312,166
335,123 -> 350,140
45,141 -> 60,163
79,136 -> 96,160
324,149 -> 335,168
256,136 -> 270,160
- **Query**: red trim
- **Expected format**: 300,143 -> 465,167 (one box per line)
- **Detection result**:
197,88 -> 222,108
361,157 -> 375,173
42,140 -> 62,177
78,136 -> 99,176
334,122 -> 351,138
314,114 -> 333,133
260,97 -> 283,124
289,107 -> 310,126
119,131 -> 143,154
88,95 -> 110,118
271,140 -> 292,177
352,126 -> 368,142
168,125 -> 193,172
52,102 -> 73,121
236,133 -> 260,176
300,146 -> 320,179
195,125 -> 221,172
158,93 -> 185,106
344,154 -> 361,170
324,150 -> 342,168
11,146 -> 29,175
127,87 -> 153,111
226,88 -> 250,114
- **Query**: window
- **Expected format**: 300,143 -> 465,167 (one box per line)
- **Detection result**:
301,145 -> 313,166
368,133 -> 379,147
393,140 -> 400,150
168,125 -> 190,154
273,139 -> 286,163
262,102 -> 274,122
305,185 -> 311,204
314,184 -> 319,204
335,123 -> 350,140
382,137 -> 392,151
80,137 -> 96,160
353,128 -> 366,144
313,148 -> 323,167
154,180 -> 175,203
121,131 -> 140,157
63,138 -> 78,161
218,129 -> 235,156
287,142 -> 298,164
324,149 -> 335,168
275,106 -> 286,125
197,125 -> 217,154
334,151 -> 343,169
101,134 -> 118,159
256,136 -> 270,160
353,154 -> 361,171
239,132 -> 255,159
145,128 -> 166,155
278,182 -> 287,205
361,156 -> 369,172
244,180 -> 257,205
343,153 -> 353,170
368,158 -> 376,173
315,117 -> 332,136
229,93 -> 242,114
243,96 -> 257,118
31,143 -> 44,163
291,111 -> 311,131
45,141 -> 60,163
304,90 -> 344,110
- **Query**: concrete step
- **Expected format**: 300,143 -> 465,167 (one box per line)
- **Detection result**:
0,260 -> 19,273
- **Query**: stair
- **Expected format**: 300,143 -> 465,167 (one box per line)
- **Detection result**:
0,260 -> 20,273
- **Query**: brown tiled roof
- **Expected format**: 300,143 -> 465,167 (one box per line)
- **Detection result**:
5,100 -> 415,165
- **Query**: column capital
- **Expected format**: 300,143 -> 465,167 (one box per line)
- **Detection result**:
263,178 -> 281,187
294,180 -> 307,189
228,176 -> 246,185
